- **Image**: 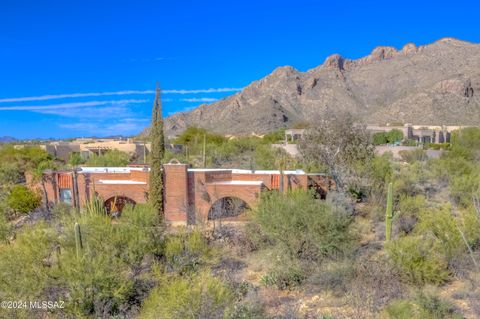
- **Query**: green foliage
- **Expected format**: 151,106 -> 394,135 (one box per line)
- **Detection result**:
0,204 -> 12,243
414,205 -> 464,261
260,263 -> 305,290
387,235 -> 449,285
74,222 -> 83,258
0,162 -> 21,188
262,128 -> 285,143
164,229 -> 212,274
174,126 -> 227,148
0,203 -> 163,318
373,129 -> 404,145
383,290 -> 462,319
84,149 -> 130,167
0,145 -> 52,173
149,87 -> 165,214
68,152 -> 86,166
7,184 -> 41,214
140,271 -> 233,319
449,127 -> 480,161
252,190 -> 353,262
385,182 -> 393,241
83,194 -> 106,215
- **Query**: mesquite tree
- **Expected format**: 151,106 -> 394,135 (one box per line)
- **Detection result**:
298,112 -> 374,193
149,84 -> 165,215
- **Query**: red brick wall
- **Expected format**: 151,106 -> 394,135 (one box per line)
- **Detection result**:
163,164 -> 189,223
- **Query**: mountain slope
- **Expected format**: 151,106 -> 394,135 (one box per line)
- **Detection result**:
165,38 -> 480,136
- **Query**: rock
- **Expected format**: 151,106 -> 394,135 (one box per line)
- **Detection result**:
159,38 -> 480,136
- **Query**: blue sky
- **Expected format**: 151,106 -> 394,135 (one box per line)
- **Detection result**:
1,0 -> 479,139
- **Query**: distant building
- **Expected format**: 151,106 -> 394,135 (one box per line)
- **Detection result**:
366,123 -> 475,144
17,138 -> 183,162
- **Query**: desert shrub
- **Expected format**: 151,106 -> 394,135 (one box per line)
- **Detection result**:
414,205 -> 464,261
449,127 -> 480,161
0,162 -> 21,188
399,149 -> 428,163
68,152 -> 86,166
84,149 -> 130,167
0,205 -> 11,243
164,229 -> 212,274
393,162 -> 426,196
51,202 -> 74,219
7,184 -> 41,215
308,259 -> 355,294
140,271 -> 233,319
383,290 -> 462,319
387,235 -> 449,285
260,258 -> 306,290
0,203 -> 164,318
253,190 -> 353,263
0,223 -> 58,306
394,195 -> 426,235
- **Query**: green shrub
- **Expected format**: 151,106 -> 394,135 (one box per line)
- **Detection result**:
68,152 -> 86,166
260,264 -> 305,290
140,271 -> 233,319
0,162 -> 21,187
7,184 -> 41,215
84,149 -> 130,167
383,290 -> 463,319
253,190 -> 353,262
0,203 -> 164,318
164,229 -> 212,274
386,235 -> 449,285
414,205 -> 463,261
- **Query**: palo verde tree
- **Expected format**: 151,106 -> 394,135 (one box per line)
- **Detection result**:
149,84 -> 165,215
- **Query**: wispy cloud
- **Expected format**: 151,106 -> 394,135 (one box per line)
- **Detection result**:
164,88 -> 241,94
181,97 -> 218,103
36,106 -> 133,118
60,118 -> 150,135
0,99 -> 147,111
0,88 -> 242,103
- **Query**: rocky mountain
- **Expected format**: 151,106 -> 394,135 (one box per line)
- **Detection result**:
165,38 -> 480,136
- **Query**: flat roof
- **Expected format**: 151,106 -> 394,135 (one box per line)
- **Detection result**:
96,180 -> 146,185
79,167 -> 149,173
187,168 -> 306,175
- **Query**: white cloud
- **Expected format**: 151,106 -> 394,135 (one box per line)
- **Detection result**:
164,88 -> 241,94
36,105 -> 133,118
181,97 -> 218,103
0,88 -> 242,103
60,118 -> 150,136
0,99 -> 147,111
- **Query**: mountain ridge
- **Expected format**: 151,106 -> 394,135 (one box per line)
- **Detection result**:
163,38 -> 480,136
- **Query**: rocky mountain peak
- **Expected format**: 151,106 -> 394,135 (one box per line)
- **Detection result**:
162,38 -> 480,136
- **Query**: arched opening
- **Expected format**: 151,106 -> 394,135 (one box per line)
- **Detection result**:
208,197 -> 250,220
104,196 -> 136,216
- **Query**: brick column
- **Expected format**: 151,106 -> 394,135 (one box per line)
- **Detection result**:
163,164 -> 189,224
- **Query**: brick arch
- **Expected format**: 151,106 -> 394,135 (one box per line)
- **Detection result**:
200,183 -> 262,222
207,196 -> 250,220
104,196 -> 136,215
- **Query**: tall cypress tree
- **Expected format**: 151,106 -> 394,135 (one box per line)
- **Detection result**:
149,83 -> 165,214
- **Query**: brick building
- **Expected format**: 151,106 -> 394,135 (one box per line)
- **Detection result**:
33,164 -> 333,225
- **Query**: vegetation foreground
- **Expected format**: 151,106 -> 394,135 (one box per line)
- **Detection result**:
0,119 -> 480,318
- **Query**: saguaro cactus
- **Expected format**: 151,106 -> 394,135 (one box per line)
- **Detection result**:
385,182 -> 393,241
74,222 -> 83,258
